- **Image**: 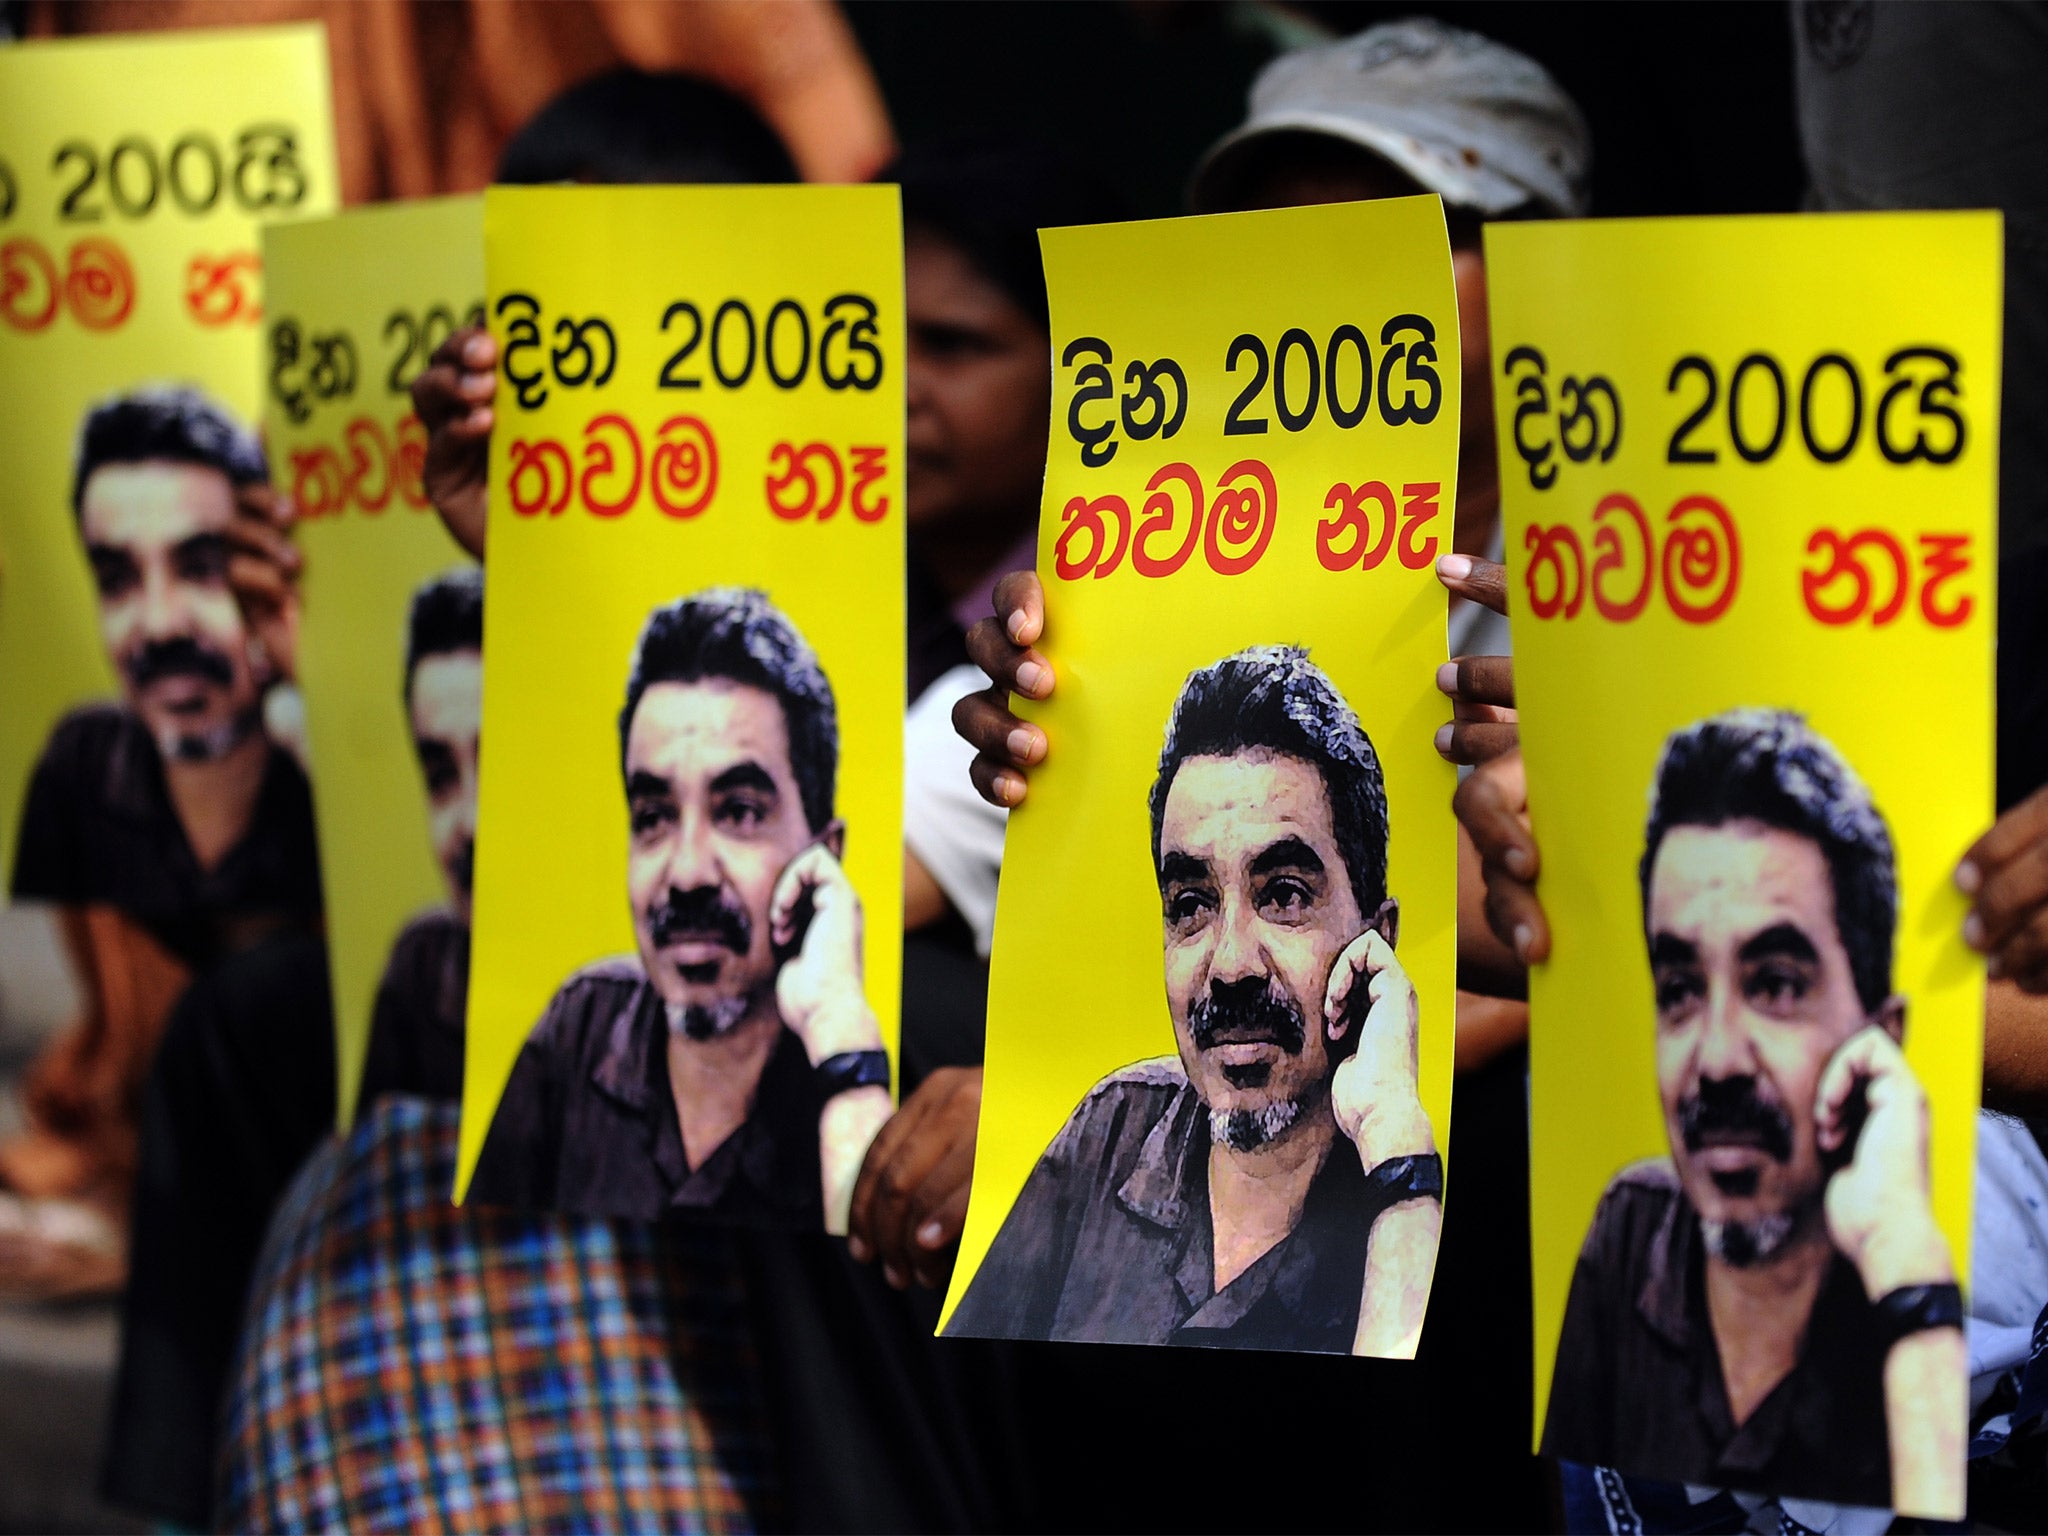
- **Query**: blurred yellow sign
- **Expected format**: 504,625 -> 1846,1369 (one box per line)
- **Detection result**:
0,28 -> 337,894
265,196 -> 482,1126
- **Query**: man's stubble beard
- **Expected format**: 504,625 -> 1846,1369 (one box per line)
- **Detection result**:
1209,1074 -> 1328,1153
156,704 -> 262,764
1189,974 -> 1330,1153
1699,1209 -> 1801,1268
666,995 -> 750,1041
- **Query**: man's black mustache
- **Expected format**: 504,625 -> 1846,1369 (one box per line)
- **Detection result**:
1189,977 -> 1305,1055
1679,1075 -> 1794,1163
648,884 -> 751,953
125,636 -> 236,690
448,839 -> 474,897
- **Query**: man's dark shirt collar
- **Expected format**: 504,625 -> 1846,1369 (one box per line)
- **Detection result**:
587,969 -> 822,1220
10,704 -> 322,966
947,1058 -> 1388,1352
1543,1160 -> 1892,1505
1126,1080 -> 1374,1339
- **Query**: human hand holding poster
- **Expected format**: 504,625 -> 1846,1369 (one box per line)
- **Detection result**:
457,186 -> 905,1234
941,197 -> 1460,1357
263,197 -> 483,1127
1494,213 -> 1997,1517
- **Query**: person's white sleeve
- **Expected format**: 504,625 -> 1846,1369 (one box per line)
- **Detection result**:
903,665 -> 1008,956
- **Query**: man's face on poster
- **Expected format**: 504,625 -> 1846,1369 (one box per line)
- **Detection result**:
79,460 -> 260,757
409,648 -> 482,924
1647,820 -> 1882,1256
625,678 -> 815,1034
1158,749 -> 1365,1140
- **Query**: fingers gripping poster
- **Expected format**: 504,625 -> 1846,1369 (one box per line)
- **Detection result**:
0,30 -> 336,934
264,197 -> 483,1126
1493,213 -> 1997,1515
458,186 -> 905,1234
943,197 -> 1461,1357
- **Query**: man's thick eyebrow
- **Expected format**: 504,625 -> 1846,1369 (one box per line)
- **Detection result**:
625,769 -> 673,800
1249,836 -> 1325,878
1738,922 -> 1821,967
1649,932 -> 1699,967
84,541 -> 133,565
709,761 -> 779,798
173,530 -> 230,557
1160,850 -> 1209,885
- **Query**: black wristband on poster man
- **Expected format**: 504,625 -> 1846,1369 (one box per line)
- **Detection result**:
815,1049 -> 891,1100
1873,1281 -> 1965,1351
1366,1151 -> 1444,1207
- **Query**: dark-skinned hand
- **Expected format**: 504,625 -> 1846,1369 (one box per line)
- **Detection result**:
845,1065 -> 982,1290
1452,748 -> 1549,966
1432,553 -> 1516,766
955,555 -> 1520,801
1958,784 -> 2048,992
409,323 -> 496,559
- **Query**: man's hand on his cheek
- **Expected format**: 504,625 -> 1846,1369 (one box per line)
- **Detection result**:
1434,653 -> 1517,765
846,1066 -> 982,1290
1453,749 -> 1548,966
1957,784 -> 2048,991
1327,931 -> 1433,1167
956,569 -> 1052,809
410,324 -> 496,560
1817,1027 -> 1951,1295
226,480 -> 302,681
771,843 -> 880,1060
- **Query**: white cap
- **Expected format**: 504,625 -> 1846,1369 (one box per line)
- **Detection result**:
1192,18 -> 1592,219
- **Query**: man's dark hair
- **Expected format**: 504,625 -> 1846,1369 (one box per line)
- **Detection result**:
498,68 -> 797,186
1640,709 -> 1897,1014
620,588 -> 837,833
887,138 -> 1127,332
1149,646 -> 1389,911
404,566 -> 484,702
72,386 -> 266,521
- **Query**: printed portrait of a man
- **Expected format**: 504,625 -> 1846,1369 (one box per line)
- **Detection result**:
469,587 -> 891,1230
946,645 -> 1443,1355
10,386 -> 321,961
357,568 -> 482,1108
1542,709 -> 1962,1510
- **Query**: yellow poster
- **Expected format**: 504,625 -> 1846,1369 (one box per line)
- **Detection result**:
457,185 -> 906,1234
1494,213 -> 1996,1514
0,30 -> 337,955
264,196 -> 482,1126
942,197 -> 1461,1357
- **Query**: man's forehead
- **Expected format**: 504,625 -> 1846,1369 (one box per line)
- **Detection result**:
626,677 -> 793,779
1648,821 -> 1837,942
409,649 -> 483,738
1160,750 -> 1337,860
80,460 -> 234,544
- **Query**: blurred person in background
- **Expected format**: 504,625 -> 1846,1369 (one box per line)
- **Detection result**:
24,0 -> 893,201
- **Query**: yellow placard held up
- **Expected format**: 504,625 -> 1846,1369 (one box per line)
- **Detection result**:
941,197 -> 1461,1357
1492,213 -> 1997,1516
264,196 -> 483,1127
458,186 -> 906,1234
0,30 -> 337,943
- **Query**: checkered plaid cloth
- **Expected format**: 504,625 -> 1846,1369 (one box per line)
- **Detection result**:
214,1095 -> 773,1534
